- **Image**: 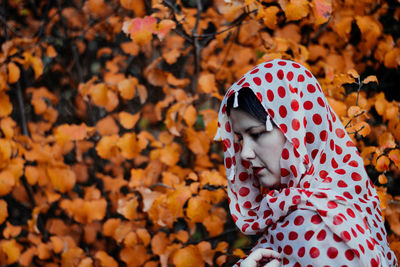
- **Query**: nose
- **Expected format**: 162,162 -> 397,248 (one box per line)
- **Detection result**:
240,137 -> 255,160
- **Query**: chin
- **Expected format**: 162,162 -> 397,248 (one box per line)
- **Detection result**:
260,178 -> 280,189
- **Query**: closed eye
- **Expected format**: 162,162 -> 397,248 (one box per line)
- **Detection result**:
250,131 -> 266,140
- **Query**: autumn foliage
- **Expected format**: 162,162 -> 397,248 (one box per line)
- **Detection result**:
1,0 -> 400,265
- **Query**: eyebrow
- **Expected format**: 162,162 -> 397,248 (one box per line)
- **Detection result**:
234,124 -> 265,135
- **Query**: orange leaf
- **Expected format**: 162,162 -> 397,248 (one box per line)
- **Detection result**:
90,83 -> 108,106
46,45 -> 57,58
1,117 -> 16,139
151,232 -> 169,255
120,0 -> 146,16
384,48 -> 400,68
363,75 -> 378,84
25,166 -> 39,185
327,97 -> 347,118
156,19 -> 176,40
96,135 -> 119,159
50,236 -> 64,254
137,84 -> 147,104
95,251 -> 118,267
122,16 -> 157,45
96,116 -> 119,136
117,196 -> 138,220
347,69 -> 359,79
375,155 -> 390,172
198,73 -> 217,94
119,111 -> 140,129
0,91 -> 13,117
37,243 -> 51,260
284,0 -> 309,21
259,6 -> 280,29
378,132 -> 396,149
183,105 -> 197,127
136,228 -> 151,246
121,41 -> 140,56
159,143 -> 182,166
55,123 -> 92,145
185,128 -> 210,155
117,133 -> 141,159
312,0 -> 332,25
172,245 -> 205,267
47,167 -> 76,193
3,222 -> 21,239
1,239 -> 22,264
186,196 -> 211,223
389,149 -> 400,166
0,199 -> 7,224
378,174 -> 388,184
120,245 -> 149,266
0,170 -> 15,196
118,78 -> 137,100
7,62 -> 20,84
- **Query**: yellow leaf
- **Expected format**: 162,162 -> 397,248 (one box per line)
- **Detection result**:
119,111 -> 141,129
7,62 -> 20,84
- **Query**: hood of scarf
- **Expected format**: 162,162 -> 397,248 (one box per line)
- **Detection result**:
215,59 -> 393,265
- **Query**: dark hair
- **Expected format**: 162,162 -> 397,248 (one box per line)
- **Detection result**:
226,87 -> 267,123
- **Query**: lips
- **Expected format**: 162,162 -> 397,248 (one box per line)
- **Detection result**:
253,167 -> 265,176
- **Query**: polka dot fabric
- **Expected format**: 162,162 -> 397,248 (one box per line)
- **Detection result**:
215,59 -> 397,266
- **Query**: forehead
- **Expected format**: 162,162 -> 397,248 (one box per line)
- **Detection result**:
230,109 -> 263,132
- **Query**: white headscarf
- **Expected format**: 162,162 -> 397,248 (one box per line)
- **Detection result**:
215,59 -> 397,266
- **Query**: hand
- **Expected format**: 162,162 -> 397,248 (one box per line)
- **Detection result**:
240,248 -> 280,267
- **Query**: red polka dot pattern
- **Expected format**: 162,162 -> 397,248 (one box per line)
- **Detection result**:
215,59 -> 396,266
